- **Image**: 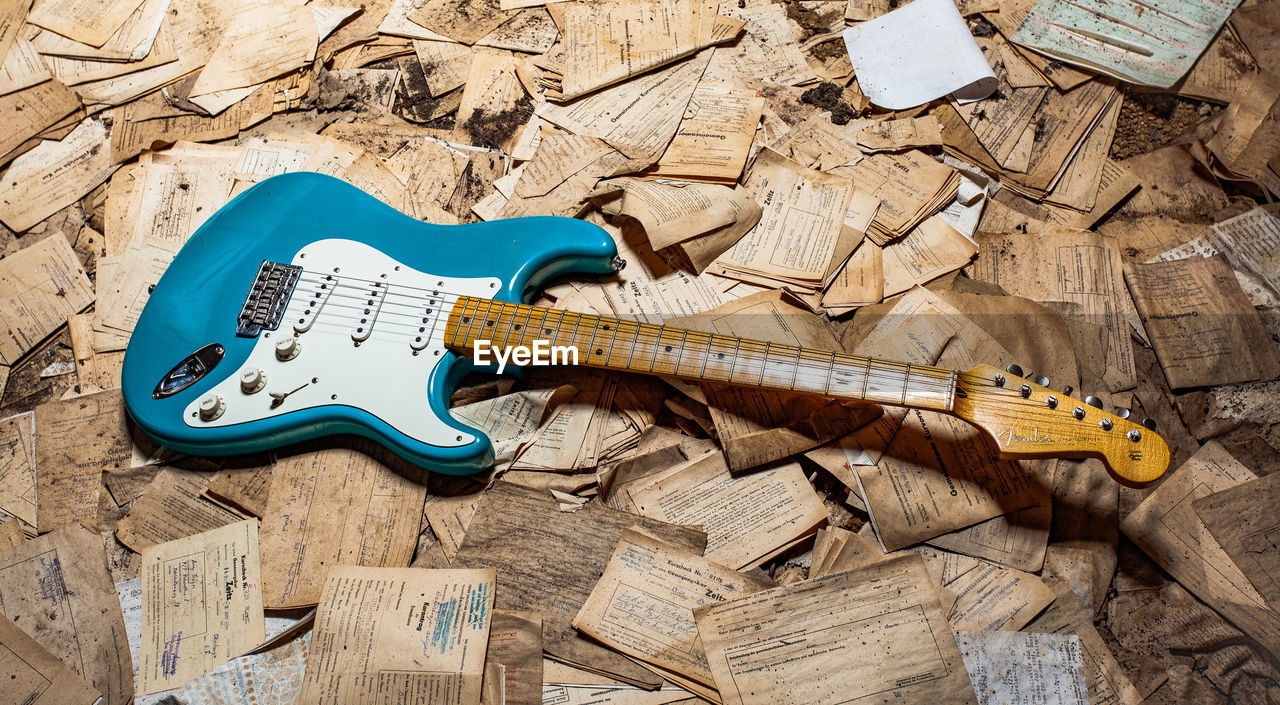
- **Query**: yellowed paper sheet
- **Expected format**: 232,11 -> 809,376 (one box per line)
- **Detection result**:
190,3 -> 318,98
455,481 -> 707,689
694,554 -> 977,705
115,467 -> 245,553
299,566 -> 496,705
945,560 -> 1055,631
96,238 -> 178,336
0,119 -> 119,232
596,178 -> 743,251
34,389 -> 133,532
32,0 -> 167,60
0,610 -> 101,705
629,451 -> 827,569
412,38 -> 473,96
204,463 -> 274,519
706,1 -> 814,87
648,82 -> 763,182
574,529 -> 769,687
1121,441 -> 1280,662
0,38 -> 53,96
483,610 -> 542,705
27,0 -> 144,47
549,0 -> 717,100
258,442 -> 428,608
0,0 -> 30,70
0,524 -> 133,704
0,411 -> 36,528
713,148 -> 853,289
451,386 -> 570,471
881,215 -> 977,297
138,519 -> 265,694
1025,579 -> 1143,705
536,50 -> 710,161
1124,254 -> 1280,389
0,79 -> 80,162
971,229 -> 1137,392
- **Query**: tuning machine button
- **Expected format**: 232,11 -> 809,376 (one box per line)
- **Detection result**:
1142,417 -> 1157,431
240,368 -> 267,394
1005,364 -> 1024,377
1084,396 -> 1103,409
198,394 -> 225,421
1115,408 -> 1131,419
1033,375 -> 1050,387
275,336 -> 300,361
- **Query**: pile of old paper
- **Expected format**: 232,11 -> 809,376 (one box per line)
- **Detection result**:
0,0 -> 1278,703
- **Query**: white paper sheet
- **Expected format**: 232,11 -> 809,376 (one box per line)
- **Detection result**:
842,0 -> 996,110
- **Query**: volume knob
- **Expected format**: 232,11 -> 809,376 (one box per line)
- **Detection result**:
198,394 -> 225,421
275,336 -> 300,361
240,368 -> 266,394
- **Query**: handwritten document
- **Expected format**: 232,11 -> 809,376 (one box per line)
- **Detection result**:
1025,580 -> 1143,705
0,524 -> 133,704
299,566 -> 495,705
258,442 -> 428,608
484,610 -> 542,705
0,611 -> 101,705
694,554 -> 978,705
116,467 -> 245,553
138,519 -> 265,694
574,529 -> 770,686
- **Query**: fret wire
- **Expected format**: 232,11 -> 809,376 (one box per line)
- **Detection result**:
459,298 -> 481,346
788,348 -> 802,391
647,325 -> 664,372
727,337 -> 743,383
495,301 -> 516,349
470,298 -> 495,346
698,334 -> 713,379
672,329 -> 689,375
823,351 -> 837,394
584,314 -> 602,363
859,357 -> 871,399
516,304 -> 535,348
624,320 -> 640,370
758,342 -> 771,387
550,308 -> 568,349
901,363 -> 914,404
602,318 -> 620,366
564,311 -> 583,351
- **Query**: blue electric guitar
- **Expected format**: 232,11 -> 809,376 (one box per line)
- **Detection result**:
121,173 -> 1169,483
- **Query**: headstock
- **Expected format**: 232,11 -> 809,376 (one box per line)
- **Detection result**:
951,363 -> 1170,485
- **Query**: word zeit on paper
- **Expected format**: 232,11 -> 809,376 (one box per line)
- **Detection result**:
472,339 -> 578,374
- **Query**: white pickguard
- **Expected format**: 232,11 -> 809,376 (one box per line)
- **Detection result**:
184,239 -> 502,447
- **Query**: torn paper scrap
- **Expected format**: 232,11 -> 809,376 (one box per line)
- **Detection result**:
841,0 -> 996,109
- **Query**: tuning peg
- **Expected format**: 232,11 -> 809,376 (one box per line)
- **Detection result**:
1063,386 -> 1074,396
1005,364 -> 1024,377
1115,408 -> 1131,419
1084,396 -> 1103,409
1142,417 -> 1157,431
1033,375 -> 1050,387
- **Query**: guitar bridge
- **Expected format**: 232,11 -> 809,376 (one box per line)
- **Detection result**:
236,261 -> 302,337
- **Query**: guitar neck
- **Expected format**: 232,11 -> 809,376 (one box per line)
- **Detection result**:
443,296 -> 956,413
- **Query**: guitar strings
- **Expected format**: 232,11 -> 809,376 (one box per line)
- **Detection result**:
286,272 -> 1107,414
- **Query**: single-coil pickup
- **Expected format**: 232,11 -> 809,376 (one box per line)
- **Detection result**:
351,281 -> 387,342
409,291 -> 442,351
293,275 -> 336,333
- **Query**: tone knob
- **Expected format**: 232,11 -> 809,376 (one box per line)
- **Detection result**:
198,394 -> 225,421
240,368 -> 266,394
275,336 -> 300,360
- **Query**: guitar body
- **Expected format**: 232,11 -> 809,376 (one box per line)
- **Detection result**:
121,172 -> 619,475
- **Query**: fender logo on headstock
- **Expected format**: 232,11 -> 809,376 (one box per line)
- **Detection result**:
995,428 -> 1056,446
